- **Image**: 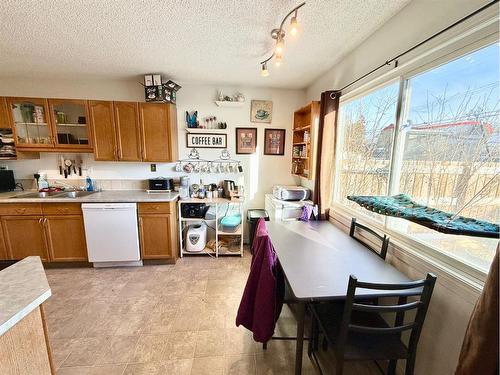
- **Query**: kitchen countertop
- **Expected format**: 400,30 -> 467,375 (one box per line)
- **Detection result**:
0,256 -> 51,336
0,190 -> 180,203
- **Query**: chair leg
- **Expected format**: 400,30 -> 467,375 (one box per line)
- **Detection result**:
263,342 -> 267,350
312,314 -> 319,351
387,360 -> 397,375
335,357 -> 344,375
405,357 -> 416,375
308,314 -> 314,356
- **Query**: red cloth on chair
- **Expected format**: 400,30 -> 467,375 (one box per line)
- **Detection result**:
236,219 -> 284,343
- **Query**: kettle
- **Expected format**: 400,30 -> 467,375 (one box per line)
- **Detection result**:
223,180 -> 235,198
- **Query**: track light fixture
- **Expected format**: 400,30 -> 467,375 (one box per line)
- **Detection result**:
261,62 -> 269,77
259,2 -> 305,76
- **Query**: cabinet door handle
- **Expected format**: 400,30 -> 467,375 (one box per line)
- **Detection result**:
38,217 -> 43,225
15,208 -> 27,214
57,208 -> 69,213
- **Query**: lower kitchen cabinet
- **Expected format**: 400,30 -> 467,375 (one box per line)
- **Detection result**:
0,230 -> 7,260
138,202 -> 178,261
0,203 -> 88,262
44,215 -> 87,262
1,216 -> 49,261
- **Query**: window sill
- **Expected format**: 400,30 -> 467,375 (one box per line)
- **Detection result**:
329,204 -> 486,295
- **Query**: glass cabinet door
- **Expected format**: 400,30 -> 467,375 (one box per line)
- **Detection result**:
7,97 -> 54,147
48,99 -> 91,148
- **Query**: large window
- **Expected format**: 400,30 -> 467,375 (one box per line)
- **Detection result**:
334,42 -> 499,273
335,81 -> 399,221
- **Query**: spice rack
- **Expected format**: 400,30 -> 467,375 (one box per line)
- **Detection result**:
291,101 -> 320,179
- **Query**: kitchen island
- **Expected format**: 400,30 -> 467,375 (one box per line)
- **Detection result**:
0,256 -> 54,375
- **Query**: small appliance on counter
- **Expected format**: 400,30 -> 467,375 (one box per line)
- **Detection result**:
179,176 -> 189,199
186,223 -> 208,252
181,203 -> 209,219
272,185 -> 311,201
147,177 -> 174,193
0,170 -> 16,192
265,193 -> 313,221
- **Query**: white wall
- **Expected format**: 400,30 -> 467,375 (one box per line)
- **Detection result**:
0,79 -> 306,209
304,1 -> 494,374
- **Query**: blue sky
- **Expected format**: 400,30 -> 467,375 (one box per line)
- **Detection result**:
340,42 -> 500,134
408,43 -> 500,126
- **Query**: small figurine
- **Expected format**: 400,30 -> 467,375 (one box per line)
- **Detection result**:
186,111 -> 198,128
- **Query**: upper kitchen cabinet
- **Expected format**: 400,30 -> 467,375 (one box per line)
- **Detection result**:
89,100 -> 117,161
6,97 -> 54,149
0,97 -> 10,129
90,101 -> 143,161
139,103 -> 178,162
114,101 -> 142,161
48,99 -> 92,151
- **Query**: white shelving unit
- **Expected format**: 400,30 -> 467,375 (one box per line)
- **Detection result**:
214,101 -> 244,108
185,128 -> 227,133
178,198 -> 244,257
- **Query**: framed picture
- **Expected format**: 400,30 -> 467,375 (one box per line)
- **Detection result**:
186,133 -> 227,148
264,129 -> 286,155
250,100 -> 273,123
235,128 -> 257,154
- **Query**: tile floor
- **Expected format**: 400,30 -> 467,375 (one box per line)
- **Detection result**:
44,250 -> 378,374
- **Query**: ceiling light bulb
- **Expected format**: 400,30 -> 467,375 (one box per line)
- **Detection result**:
261,63 -> 269,77
289,14 -> 300,36
275,55 -> 283,67
275,39 -> 284,55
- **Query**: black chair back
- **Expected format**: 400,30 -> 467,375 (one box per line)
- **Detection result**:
350,217 -> 389,260
337,273 -> 437,372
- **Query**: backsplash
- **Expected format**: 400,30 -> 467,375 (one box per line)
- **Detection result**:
16,178 -> 149,191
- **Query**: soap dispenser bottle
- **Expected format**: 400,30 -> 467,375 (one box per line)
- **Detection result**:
85,176 -> 94,192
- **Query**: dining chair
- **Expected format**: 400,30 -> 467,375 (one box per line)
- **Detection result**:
308,273 -> 437,375
350,217 -> 390,260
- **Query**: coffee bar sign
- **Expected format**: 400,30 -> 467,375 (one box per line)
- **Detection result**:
186,133 -> 227,149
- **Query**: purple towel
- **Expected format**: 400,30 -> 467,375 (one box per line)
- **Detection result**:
299,205 -> 313,221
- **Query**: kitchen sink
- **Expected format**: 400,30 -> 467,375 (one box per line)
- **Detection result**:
61,191 -> 96,198
14,191 -> 64,198
13,191 -> 96,199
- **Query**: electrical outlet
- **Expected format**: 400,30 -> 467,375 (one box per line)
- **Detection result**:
150,164 -> 157,172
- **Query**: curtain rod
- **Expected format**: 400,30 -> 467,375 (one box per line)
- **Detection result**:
337,0 -> 499,93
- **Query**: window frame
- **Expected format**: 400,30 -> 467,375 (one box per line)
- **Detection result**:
331,18 -> 499,281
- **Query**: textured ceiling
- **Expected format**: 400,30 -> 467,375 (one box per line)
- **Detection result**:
0,0 -> 410,89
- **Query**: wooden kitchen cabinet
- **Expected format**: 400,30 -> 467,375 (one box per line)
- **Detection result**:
1,216 -> 49,261
0,97 -> 10,129
6,97 -> 55,150
0,203 -> 88,262
44,215 -> 87,262
89,100 -> 117,160
0,227 -> 8,260
48,98 -> 92,151
139,103 -> 178,162
138,202 -> 178,261
114,101 -> 142,161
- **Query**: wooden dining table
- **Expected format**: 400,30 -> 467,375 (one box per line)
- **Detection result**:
266,220 -> 417,375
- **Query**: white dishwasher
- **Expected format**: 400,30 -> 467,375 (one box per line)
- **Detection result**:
82,203 -> 142,267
